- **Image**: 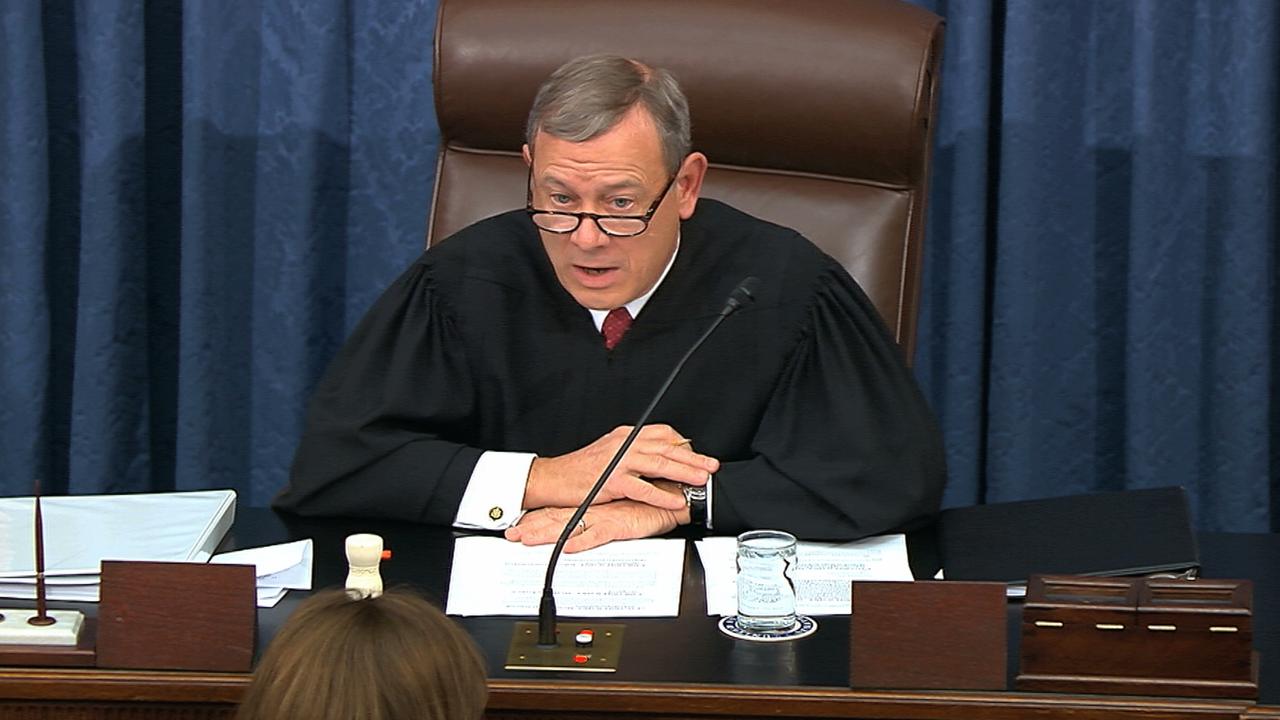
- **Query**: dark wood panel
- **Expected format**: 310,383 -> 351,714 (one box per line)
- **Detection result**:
0,668 -> 246,703
0,672 -> 1262,720
0,702 -> 233,720
486,681 -> 1255,720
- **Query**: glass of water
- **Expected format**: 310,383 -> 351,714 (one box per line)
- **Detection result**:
735,529 -> 798,632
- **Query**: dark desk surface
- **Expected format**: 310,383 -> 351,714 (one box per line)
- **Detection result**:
3,508 -> 1278,720
228,509 -> 1280,704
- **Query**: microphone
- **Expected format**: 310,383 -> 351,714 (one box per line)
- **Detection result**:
720,276 -> 759,317
509,277 -> 760,670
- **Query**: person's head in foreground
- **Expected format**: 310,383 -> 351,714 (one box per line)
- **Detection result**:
236,588 -> 487,720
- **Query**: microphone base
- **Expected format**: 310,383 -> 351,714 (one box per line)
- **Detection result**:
504,621 -> 625,672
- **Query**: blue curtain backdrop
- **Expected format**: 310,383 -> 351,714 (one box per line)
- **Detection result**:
914,0 -> 1278,533
2,1 -> 1276,532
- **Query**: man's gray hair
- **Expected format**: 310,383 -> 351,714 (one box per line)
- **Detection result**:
526,55 -> 691,175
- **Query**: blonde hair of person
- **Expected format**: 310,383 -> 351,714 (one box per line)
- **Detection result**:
236,588 -> 487,720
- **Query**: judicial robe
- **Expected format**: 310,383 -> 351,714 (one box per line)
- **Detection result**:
275,200 -> 946,540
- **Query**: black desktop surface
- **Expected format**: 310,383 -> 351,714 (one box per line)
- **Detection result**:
219,509 -> 1279,704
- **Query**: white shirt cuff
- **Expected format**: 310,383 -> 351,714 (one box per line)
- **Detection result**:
452,451 -> 535,530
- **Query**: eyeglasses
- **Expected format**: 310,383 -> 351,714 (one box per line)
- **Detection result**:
526,170 -> 678,238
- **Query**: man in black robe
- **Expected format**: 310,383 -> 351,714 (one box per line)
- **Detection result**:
275,55 -> 946,551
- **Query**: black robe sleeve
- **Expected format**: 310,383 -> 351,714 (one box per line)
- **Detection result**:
712,261 -> 946,540
273,259 -> 483,522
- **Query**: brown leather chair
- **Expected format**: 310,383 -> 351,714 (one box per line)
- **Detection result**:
428,0 -> 943,362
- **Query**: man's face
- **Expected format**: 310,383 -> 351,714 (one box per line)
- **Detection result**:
525,106 -> 704,310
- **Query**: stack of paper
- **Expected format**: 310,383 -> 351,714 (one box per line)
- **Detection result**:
446,537 -> 685,617
212,539 -> 314,608
0,489 -> 237,602
443,534 -> 915,618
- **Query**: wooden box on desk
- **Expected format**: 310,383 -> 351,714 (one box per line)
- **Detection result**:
850,580 -> 1007,690
1016,575 -> 1258,699
97,560 -> 257,672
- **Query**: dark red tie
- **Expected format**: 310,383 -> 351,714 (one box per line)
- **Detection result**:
602,307 -> 633,349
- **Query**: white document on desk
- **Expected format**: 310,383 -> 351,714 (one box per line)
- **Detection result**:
696,534 -> 913,616
212,539 -> 314,608
446,536 -> 685,617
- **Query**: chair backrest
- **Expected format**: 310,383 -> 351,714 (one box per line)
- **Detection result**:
428,0 -> 944,362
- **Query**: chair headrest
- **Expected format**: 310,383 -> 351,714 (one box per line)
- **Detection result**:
435,0 -> 943,186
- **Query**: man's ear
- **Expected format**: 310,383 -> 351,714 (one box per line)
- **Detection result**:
522,144 -> 532,166
676,152 -> 708,220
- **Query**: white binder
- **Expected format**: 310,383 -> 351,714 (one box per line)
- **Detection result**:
0,489 -> 237,601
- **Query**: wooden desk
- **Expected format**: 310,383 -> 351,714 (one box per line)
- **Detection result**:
0,669 -> 1268,719
1,511 -> 1276,720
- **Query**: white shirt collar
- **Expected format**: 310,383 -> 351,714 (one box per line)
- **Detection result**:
588,234 -> 680,332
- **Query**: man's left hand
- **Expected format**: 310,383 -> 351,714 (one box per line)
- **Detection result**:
504,500 -> 685,552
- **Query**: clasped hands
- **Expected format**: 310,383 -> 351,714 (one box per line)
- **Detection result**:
504,424 -> 719,552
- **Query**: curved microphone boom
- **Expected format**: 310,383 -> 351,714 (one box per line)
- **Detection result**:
535,277 -> 761,647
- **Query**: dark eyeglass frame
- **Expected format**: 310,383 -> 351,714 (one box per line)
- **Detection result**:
525,168 -> 679,238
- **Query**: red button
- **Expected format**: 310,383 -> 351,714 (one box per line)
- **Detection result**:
573,654 -> 589,664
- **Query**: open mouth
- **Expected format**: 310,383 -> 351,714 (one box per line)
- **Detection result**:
572,264 -> 620,288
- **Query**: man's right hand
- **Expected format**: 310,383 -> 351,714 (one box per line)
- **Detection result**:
522,424 -> 719,512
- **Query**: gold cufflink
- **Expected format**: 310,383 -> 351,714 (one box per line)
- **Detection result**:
489,507 -> 504,521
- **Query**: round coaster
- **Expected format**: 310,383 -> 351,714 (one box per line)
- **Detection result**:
718,614 -> 817,642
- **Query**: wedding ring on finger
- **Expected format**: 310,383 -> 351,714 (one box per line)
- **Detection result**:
576,519 -> 588,534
